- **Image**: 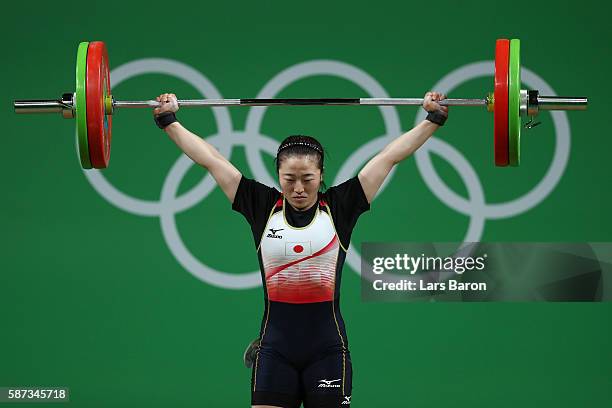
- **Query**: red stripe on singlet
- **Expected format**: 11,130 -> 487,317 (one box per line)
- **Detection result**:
265,234 -> 338,279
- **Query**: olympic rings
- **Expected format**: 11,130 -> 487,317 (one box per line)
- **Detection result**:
83,58 -> 570,289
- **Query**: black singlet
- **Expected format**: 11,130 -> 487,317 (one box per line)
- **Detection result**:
232,175 -> 370,408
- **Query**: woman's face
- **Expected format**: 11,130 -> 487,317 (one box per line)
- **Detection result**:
278,155 -> 322,211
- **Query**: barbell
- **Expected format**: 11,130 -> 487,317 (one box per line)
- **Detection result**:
13,39 -> 587,169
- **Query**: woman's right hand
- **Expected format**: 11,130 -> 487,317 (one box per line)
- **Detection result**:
153,93 -> 179,116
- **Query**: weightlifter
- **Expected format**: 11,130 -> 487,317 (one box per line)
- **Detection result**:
152,91 -> 448,408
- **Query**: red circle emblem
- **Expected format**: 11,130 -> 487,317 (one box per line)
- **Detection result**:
293,245 -> 304,253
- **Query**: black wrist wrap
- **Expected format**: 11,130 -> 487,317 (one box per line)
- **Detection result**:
154,112 -> 178,129
426,110 -> 447,126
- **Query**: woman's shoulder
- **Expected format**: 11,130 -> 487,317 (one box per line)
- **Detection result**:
323,175 -> 361,197
239,175 -> 281,195
322,175 -> 369,212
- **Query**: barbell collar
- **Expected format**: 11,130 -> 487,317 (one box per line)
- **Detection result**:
528,90 -> 539,116
520,90 -> 528,116
61,93 -> 75,119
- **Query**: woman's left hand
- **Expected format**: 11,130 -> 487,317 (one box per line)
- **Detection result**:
423,91 -> 449,116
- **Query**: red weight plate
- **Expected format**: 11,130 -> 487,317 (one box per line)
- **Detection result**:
494,39 -> 509,167
86,41 -> 112,169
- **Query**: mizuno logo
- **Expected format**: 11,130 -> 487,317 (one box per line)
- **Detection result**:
318,378 -> 341,388
342,395 -> 351,405
266,228 -> 284,239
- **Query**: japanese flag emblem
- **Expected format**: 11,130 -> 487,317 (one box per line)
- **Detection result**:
285,241 -> 312,256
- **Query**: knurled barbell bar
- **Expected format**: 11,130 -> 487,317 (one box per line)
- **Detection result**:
13,39 -> 588,169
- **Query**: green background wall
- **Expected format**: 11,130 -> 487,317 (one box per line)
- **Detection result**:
2,0 -> 610,406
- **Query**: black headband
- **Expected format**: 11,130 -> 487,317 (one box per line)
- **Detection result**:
277,141 -> 323,155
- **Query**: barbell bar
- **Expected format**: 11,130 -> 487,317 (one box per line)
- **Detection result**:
13,39 -> 588,169
14,96 -> 588,111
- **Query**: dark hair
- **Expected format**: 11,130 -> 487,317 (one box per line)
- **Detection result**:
275,135 -> 327,190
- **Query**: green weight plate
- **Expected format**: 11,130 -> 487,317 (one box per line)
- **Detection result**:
76,41 -> 92,169
508,39 -> 521,166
